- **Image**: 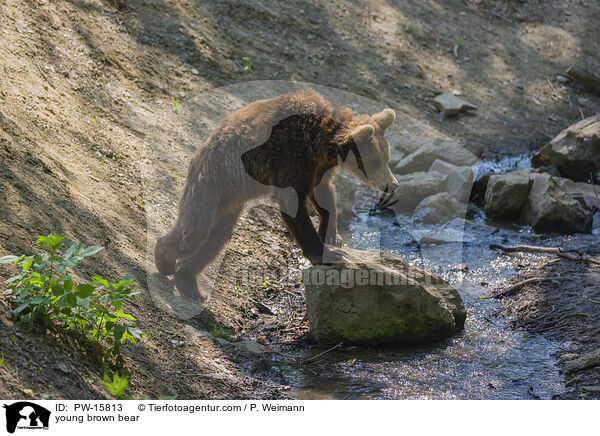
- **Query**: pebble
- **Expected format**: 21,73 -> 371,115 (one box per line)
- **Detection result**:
57,362 -> 72,374
452,263 -> 469,272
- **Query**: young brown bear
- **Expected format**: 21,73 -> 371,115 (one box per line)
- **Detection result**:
155,90 -> 399,299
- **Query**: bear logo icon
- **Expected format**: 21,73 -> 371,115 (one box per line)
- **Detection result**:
3,402 -> 51,433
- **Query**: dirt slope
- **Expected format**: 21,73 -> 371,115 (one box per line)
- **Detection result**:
0,0 -> 599,399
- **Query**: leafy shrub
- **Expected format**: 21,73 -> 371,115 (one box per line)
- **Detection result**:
0,234 -> 142,368
212,326 -> 234,340
103,372 -> 130,399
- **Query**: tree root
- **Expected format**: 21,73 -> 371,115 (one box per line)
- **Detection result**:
490,244 -> 600,266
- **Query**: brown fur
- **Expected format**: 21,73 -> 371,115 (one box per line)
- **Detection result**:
155,90 -> 398,299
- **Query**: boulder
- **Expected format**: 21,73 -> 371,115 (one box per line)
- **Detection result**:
304,247 -> 466,345
413,192 -> 466,224
390,170 -> 448,214
574,182 -> 600,209
429,159 -> 474,202
532,114 -> 600,182
433,94 -> 477,118
394,138 -> 479,175
521,174 -> 593,233
484,173 -> 535,220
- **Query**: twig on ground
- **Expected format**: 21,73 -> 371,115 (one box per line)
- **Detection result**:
280,288 -> 302,298
301,342 -> 343,365
490,244 -> 600,265
492,277 -> 549,298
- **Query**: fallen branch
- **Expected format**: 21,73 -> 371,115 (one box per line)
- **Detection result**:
566,66 -> 600,95
301,342 -> 343,365
492,277 -> 549,299
490,244 -> 600,265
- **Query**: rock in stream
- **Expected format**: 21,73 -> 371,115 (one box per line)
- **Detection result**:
304,247 -> 466,346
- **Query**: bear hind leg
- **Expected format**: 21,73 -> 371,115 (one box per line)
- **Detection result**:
154,230 -> 181,276
174,208 -> 241,300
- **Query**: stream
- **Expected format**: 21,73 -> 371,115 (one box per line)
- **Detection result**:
276,156 -> 599,400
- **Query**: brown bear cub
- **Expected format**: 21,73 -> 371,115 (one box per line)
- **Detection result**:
155,90 -> 399,299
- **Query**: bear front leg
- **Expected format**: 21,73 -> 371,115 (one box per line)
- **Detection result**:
280,193 -> 339,265
311,179 -> 343,247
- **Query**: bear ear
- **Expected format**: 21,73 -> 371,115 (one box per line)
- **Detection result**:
348,124 -> 375,143
371,108 -> 396,130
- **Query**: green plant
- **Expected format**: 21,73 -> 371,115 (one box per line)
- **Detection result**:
172,171 -> 182,184
103,372 -> 176,400
171,96 -> 180,114
242,56 -> 252,72
1,234 -> 142,367
103,372 -> 130,399
0,350 -> 5,367
212,326 -> 233,340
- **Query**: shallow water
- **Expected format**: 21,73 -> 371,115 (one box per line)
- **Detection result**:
277,157 -> 599,400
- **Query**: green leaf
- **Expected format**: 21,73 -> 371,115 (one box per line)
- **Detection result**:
51,284 -> 65,297
123,288 -> 142,296
60,307 -> 73,315
91,276 -> 110,288
103,372 -> 129,398
75,284 -> 94,298
64,279 -> 73,292
64,293 -> 77,307
113,324 -> 126,342
13,302 -> 30,314
126,326 -> 142,340
0,255 -> 19,264
80,246 -> 104,258
6,274 -> 22,284
114,309 -> 135,320
35,234 -> 66,250
76,297 -> 90,309
22,261 -> 32,272
31,296 -> 50,305
63,243 -> 80,259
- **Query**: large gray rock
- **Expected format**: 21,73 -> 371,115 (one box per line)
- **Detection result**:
304,247 -> 466,346
390,170 -> 448,214
574,182 -> 600,209
521,174 -> 593,233
484,173 -> 535,220
394,138 -> 479,175
532,114 -> 600,182
433,94 -> 477,118
429,159 -> 474,202
413,192 -> 466,224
